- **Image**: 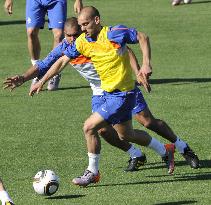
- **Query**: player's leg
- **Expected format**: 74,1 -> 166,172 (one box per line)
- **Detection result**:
92,95 -> 146,172
26,0 -> 45,88
132,87 -> 175,173
134,88 -> 200,169
0,178 -> 14,205
26,0 -> 45,64
99,126 -> 147,172
72,90 -> 136,186
46,1 -> 67,91
72,112 -> 107,187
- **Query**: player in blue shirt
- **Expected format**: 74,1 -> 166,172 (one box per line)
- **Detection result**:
4,0 -> 83,91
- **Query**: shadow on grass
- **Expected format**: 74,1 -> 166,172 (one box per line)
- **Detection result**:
41,85 -> 90,92
188,0 -> 211,4
45,194 -> 85,200
38,77 -> 211,93
150,78 -> 211,85
154,200 -> 197,205
144,159 -> 211,170
89,172 -> 211,187
0,19 -> 50,26
0,20 -> 26,26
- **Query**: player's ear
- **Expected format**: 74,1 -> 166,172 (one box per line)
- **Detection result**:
95,16 -> 100,25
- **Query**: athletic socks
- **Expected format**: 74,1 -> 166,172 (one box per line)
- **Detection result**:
174,137 -> 187,153
148,137 -> 166,157
87,152 -> 100,175
31,59 -> 39,66
127,144 -> 142,158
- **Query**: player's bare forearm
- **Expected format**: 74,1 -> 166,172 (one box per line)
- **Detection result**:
39,56 -> 70,85
22,65 -> 40,82
127,47 -> 140,75
137,32 -> 152,77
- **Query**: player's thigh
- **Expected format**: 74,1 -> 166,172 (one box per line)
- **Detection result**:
84,112 -> 109,133
26,0 -> 46,29
47,1 -> 67,29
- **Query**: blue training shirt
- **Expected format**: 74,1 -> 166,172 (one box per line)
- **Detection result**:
36,38 -> 69,77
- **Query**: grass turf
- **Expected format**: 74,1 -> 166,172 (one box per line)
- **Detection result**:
0,0 -> 211,204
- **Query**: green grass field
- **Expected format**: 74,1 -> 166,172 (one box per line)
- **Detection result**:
1,0 -> 211,204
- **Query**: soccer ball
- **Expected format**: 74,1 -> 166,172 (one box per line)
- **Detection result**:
33,170 -> 59,196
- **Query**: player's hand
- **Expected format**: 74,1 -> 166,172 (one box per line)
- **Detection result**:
74,0 -> 83,14
3,75 -> 24,91
29,80 -> 43,97
140,64 -> 152,81
136,72 -> 151,93
4,0 -> 13,15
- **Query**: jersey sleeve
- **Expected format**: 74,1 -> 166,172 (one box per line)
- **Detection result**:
107,25 -> 139,46
63,41 -> 81,59
36,39 -> 69,77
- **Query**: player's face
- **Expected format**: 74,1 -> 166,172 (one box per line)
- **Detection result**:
78,15 -> 100,38
64,26 -> 81,43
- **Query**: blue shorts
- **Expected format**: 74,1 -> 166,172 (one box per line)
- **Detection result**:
132,87 -> 148,115
26,0 -> 67,29
92,89 -> 136,125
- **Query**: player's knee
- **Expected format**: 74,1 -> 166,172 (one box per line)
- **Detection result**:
83,120 -> 96,136
27,28 -> 39,39
98,127 -> 108,138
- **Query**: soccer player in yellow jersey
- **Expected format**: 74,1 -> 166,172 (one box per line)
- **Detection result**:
4,11 -> 200,186
24,6 -> 199,186
30,6 -> 154,186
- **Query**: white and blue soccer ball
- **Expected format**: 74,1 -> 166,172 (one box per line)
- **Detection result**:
33,170 -> 59,196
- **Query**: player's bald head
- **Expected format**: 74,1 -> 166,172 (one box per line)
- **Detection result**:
78,6 -> 100,20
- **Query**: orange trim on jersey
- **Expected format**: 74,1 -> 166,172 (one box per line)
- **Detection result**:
70,55 -> 91,65
110,41 -> 121,49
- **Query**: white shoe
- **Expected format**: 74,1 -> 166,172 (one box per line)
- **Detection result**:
47,74 -> 61,91
172,0 -> 182,5
184,0 -> 192,4
30,77 -> 39,90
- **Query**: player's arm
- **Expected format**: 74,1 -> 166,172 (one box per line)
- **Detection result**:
108,25 -> 152,80
3,42 -> 66,91
29,41 -> 80,96
73,0 -> 83,14
4,0 -> 13,15
3,66 -> 39,91
29,55 -> 71,96
136,31 -> 152,80
127,47 -> 151,93
127,47 -> 140,75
